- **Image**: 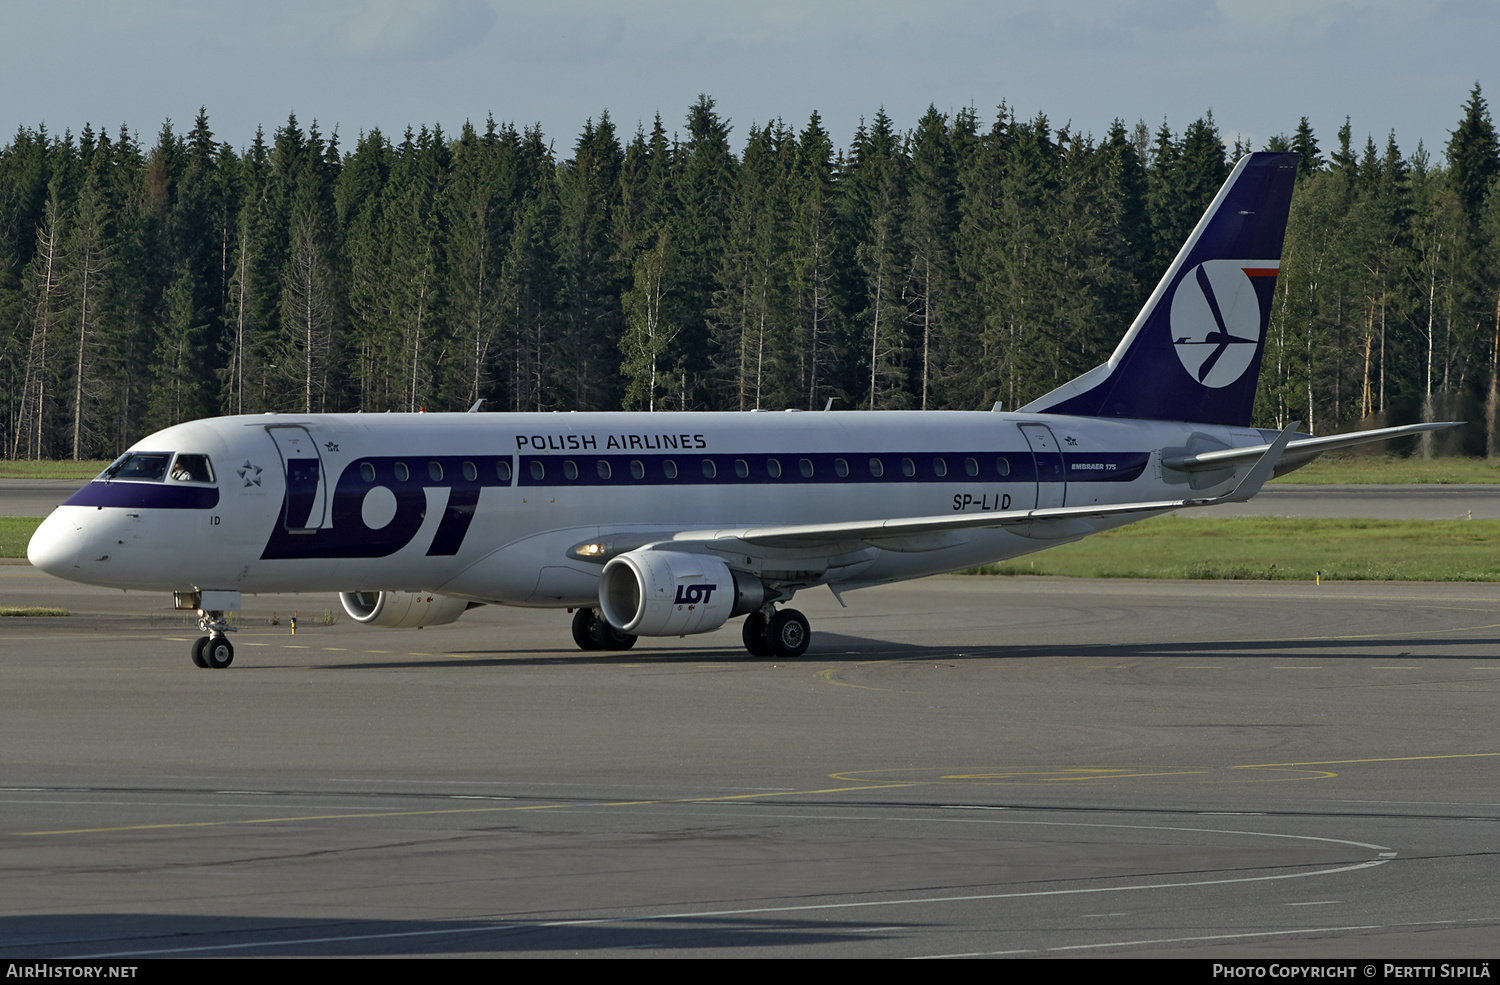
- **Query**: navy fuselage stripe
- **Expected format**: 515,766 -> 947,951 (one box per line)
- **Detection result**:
65,482 -> 220,510
513,451 -> 1148,486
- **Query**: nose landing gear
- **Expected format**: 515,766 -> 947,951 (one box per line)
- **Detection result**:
191,609 -> 236,669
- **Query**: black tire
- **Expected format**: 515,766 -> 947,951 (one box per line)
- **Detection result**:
191,636 -> 210,668
572,608 -> 601,650
591,617 -> 638,651
765,609 -> 810,658
742,612 -> 772,657
203,636 -> 234,669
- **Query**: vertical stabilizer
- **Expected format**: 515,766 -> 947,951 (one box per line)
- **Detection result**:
1020,152 -> 1298,426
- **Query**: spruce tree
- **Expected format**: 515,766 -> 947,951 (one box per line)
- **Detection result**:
905,106 -> 957,409
1447,84 -> 1500,225
1291,117 -> 1324,177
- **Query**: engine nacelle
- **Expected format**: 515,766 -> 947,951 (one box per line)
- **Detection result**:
339,590 -> 474,629
598,549 -> 764,637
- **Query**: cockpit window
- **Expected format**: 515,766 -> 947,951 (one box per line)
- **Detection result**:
98,452 -> 172,482
170,454 -> 215,483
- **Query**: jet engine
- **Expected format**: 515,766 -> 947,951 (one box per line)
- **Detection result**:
339,590 -> 475,629
598,549 -> 764,636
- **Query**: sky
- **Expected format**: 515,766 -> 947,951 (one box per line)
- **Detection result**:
2,0 -> 1495,163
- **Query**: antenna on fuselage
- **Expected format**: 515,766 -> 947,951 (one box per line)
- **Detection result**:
823,397 -> 836,411
468,399 -> 484,413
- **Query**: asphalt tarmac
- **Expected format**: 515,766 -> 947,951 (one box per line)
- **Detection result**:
0,480 -> 86,517
1,564 -> 1497,958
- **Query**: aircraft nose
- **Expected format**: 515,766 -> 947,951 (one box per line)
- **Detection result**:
27,510 -> 90,577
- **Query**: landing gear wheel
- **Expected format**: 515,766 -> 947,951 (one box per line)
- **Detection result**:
765,608 -> 810,658
572,608 -> 602,650
741,611 -> 772,657
590,616 -> 638,651
194,609 -> 236,668
203,636 -> 234,669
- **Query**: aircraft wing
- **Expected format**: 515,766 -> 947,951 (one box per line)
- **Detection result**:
665,424 -> 1298,552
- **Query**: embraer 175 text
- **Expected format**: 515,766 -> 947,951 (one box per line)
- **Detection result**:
28,153 -> 1456,668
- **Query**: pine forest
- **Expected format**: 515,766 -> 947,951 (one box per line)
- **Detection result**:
3,88 -> 1499,461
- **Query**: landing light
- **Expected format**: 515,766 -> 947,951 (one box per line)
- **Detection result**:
567,538 -> 616,563
567,535 -> 664,565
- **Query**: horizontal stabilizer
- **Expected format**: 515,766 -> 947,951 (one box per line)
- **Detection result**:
1161,421 -> 1463,472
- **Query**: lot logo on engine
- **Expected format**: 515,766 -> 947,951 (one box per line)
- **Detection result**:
674,584 -> 717,605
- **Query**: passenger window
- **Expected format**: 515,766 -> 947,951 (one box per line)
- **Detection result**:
834,458 -> 849,478
597,460 -> 612,480
564,460 -> 579,480
630,459 -> 645,479
663,460 -> 678,479
529,461 -> 544,481
901,457 -> 915,477
428,461 -> 444,481
799,458 -> 814,478
463,461 -> 478,482
701,459 -> 717,479
360,462 -> 376,483
171,454 -> 215,483
734,459 -> 749,478
933,457 -> 948,477
497,460 -> 512,482
767,458 -> 782,478
868,458 -> 884,477
394,462 -> 410,482
965,457 -> 979,477
996,457 -> 1011,477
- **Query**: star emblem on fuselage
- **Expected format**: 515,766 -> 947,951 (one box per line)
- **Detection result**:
237,461 -> 263,487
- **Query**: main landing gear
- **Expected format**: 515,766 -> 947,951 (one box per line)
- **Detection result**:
742,607 -> 810,659
571,607 -> 638,651
566,605 -> 810,659
190,609 -> 236,669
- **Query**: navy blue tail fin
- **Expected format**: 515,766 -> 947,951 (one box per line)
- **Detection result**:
1020,152 -> 1298,426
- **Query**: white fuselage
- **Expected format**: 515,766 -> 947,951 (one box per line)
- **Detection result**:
29,410 -> 1269,608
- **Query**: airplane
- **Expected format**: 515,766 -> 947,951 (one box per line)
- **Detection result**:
27,152 -> 1457,669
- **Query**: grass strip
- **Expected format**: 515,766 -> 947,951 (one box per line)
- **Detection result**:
965,515 -> 1500,582
1272,453 -> 1500,484
0,461 -> 109,480
0,517 -> 43,558
0,606 -> 68,616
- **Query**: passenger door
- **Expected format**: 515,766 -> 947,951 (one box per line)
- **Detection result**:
1018,423 -> 1067,509
265,426 -> 329,533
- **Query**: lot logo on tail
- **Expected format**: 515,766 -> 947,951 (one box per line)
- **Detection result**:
1170,260 -> 1278,388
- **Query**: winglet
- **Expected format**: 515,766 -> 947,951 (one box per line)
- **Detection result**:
1191,421 -> 1298,505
